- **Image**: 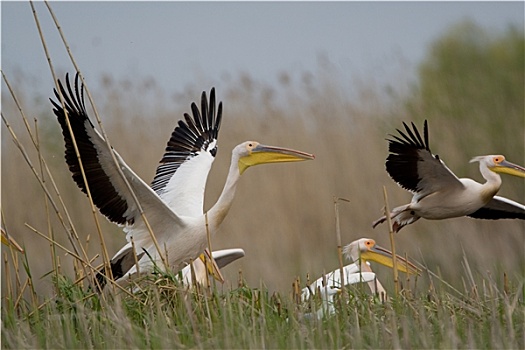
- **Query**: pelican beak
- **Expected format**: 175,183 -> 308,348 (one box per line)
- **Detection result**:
239,144 -> 314,174
1,229 -> 24,253
360,244 -> 420,275
492,160 -> 525,178
199,249 -> 225,283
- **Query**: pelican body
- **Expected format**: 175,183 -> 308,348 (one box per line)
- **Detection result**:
373,120 -> 525,232
51,73 -> 314,289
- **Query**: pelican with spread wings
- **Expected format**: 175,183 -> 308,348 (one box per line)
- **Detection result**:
373,120 -> 525,232
51,73 -> 314,289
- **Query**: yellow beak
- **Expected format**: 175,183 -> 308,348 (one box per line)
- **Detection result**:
492,160 -> 525,178
239,144 -> 314,174
360,244 -> 420,275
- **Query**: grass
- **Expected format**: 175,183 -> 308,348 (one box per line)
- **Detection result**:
2,264 -> 523,349
2,4 -> 524,349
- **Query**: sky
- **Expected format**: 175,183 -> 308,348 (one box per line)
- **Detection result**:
1,1 -> 524,101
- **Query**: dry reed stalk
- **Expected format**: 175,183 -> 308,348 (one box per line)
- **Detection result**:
1,71 -> 97,289
203,287 -> 214,332
131,236 -> 141,280
189,257 -> 198,289
26,272 -> 39,311
205,213 -> 212,289
25,223 -> 140,300
1,221 -> 24,300
461,249 -> 478,299
30,1 -> 114,283
238,269 -> 244,288
503,272 -> 509,296
34,118 -> 60,292
13,279 -> 29,312
382,186 -> 399,295
3,252 -> 13,302
333,197 -> 349,298
42,1 -> 169,273
182,288 -> 201,344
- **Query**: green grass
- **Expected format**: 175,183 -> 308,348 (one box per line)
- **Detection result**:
2,267 -> 523,349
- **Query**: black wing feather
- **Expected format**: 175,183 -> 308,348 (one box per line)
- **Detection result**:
385,120 -> 435,193
151,88 -> 222,194
468,197 -> 525,220
50,73 -> 131,225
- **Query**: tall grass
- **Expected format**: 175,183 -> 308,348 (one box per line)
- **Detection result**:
2,269 -> 523,349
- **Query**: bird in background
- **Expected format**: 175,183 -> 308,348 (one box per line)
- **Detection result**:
180,248 -> 245,286
373,120 -> 525,233
50,73 -> 314,290
301,238 -> 419,319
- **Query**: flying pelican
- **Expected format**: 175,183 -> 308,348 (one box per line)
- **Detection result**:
1,228 -> 24,253
301,238 -> 419,318
50,73 -> 314,289
180,248 -> 245,286
373,120 -> 525,233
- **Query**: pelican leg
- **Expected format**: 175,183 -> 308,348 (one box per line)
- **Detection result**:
372,204 -> 419,233
372,215 -> 387,228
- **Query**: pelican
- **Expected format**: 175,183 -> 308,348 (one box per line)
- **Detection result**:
301,238 -> 419,318
302,238 -> 419,299
373,120 -> 525,233
1,228 -> 24,253
180,248 -> 245,286
50,73 -> 314,289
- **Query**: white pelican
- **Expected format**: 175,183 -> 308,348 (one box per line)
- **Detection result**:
301,238 -> 419,318
180,248 -> 245,286
1,228 -> 24,253
373,120 -> 525,233
302,238 -> 419,299
50,73 -> 314,289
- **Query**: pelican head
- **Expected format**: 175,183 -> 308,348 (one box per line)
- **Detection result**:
237,141 -> 315,174
470,155 -> 525,178
343,238 -> 419,275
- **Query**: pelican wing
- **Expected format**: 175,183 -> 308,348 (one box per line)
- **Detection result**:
386,120 -> 463,196
151,89 -> 222,217
50,73 -> 182,229
301,264 -> 376,301
180,248 -> 245,285
212,248 -> 245,268
467,195 -> 525,219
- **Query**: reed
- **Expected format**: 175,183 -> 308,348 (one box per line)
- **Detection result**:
1,3 -> 524,348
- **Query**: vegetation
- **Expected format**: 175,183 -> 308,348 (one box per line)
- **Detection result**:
2,269 -> 523,349
2,19 -> 524,349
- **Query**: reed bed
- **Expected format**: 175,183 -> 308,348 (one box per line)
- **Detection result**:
1,5 -> 524,348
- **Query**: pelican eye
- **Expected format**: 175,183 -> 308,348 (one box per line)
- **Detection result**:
210,147 -> 217,157
493,156 -> 503,164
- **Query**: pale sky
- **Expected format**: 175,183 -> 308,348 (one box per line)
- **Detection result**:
2,1 -> 524,99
